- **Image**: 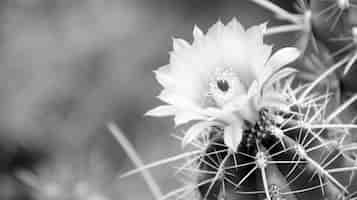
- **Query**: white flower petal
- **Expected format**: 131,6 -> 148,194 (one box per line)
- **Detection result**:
268,67 -> 297,83
158,90 -> 201,112
246,23 -> 267,45
248,80 -> 260,98
207,20 -> 224,39
145,105 -> 177,117
154,65 -> 175,87
259,47 -> 300,89
250,44 -> 273,79
173,38 -> 190,51
260,94 -> 290,111
193,25 -> 204,41
224,119 -> 243,152
147,19 -> 297,130
236,102 -> 257,123
263,67 -> 297,92
182,121 -> 222,147
227,17 -> 244,33
203,107 -> 240,124
221,95 -> 257,122
265,47 -> 300,73
174,111 -> 207,126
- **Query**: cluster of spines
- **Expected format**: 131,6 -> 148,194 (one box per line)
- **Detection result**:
114,1 -> 357,200
169,87 -> 357,200
172,1 -> 357,198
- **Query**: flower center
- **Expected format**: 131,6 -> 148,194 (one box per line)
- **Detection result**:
209,67 -> 246,107
217,80 -> 230,92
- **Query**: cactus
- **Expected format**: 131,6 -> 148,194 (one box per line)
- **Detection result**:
116,1 -> 357,200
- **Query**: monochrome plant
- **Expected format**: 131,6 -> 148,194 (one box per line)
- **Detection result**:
113,1 -> 357,200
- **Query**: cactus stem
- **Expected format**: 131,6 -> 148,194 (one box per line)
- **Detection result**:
249,0 -> 301,24
197,152 -> 227,171
254,143 -> 273,200
303,147 -> 348,193
235,166 -> 258,189
286,155 -> 301,178
282,123 -> 326,146
283,136 -> 348,194
267,140 -> 283,152
302,10 -> 312,32
271,127 -> 287,149
286,165 -> 308,186
303,129 -> 326,149
321,151 -> 342,169
308,142 -> 341,181
203,152 -> 231,200
299,56 -> 349,101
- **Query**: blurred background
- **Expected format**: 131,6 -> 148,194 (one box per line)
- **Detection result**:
0,0 -> 297,199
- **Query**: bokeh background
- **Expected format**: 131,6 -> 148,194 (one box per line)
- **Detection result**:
0,1 -> 296,199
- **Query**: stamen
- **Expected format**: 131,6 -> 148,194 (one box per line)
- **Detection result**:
217,80 -> 230,92
208,67 -> 246,106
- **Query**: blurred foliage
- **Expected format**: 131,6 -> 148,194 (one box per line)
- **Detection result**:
0,0 -> 281,200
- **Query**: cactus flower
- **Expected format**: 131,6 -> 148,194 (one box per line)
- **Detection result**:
146,18 -> 300,151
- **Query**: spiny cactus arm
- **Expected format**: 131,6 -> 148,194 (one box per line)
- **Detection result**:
326,94 -> 357,122
197,139 -> 259,200
299,56 -> 350,102
310,0 -> 357,92
249,0 -> 316,38
262,130 -> 337,199
249,0 -> 301,23
279,126 -> 357,199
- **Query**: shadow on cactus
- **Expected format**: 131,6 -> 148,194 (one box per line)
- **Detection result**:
113,2 -> 357,200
